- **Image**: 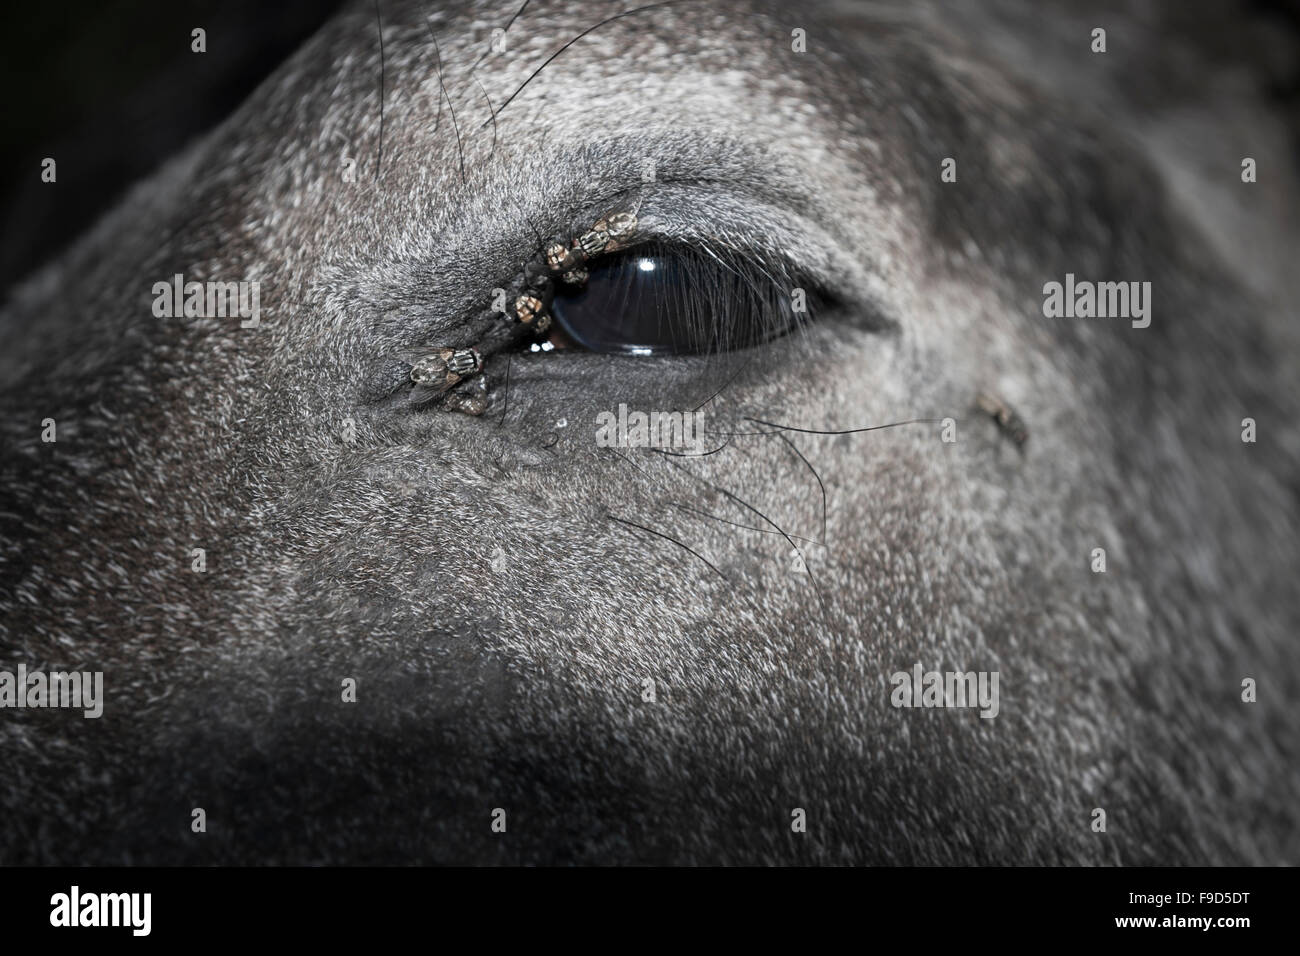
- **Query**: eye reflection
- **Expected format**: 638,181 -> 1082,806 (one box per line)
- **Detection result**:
549,244 -> 803,356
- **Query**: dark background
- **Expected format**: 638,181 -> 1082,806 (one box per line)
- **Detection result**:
0,0 -> 1296,303
0,0 -> 346,299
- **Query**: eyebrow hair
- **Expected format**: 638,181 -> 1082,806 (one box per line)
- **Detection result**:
483,0 -> 702,128
422,11 -> 468,185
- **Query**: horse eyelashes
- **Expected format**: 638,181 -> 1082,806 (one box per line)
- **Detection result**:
386,207 -> 828,415
548,241 -> 815,356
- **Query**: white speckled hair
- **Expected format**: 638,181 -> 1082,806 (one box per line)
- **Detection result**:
0,0 -> 1296,864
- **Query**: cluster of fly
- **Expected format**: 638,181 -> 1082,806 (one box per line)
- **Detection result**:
393,210 -> 641,412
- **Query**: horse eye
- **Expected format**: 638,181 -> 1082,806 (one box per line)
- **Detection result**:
549,244 -> 806,356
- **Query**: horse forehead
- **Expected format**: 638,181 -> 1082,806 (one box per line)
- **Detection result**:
365,0 -> 867,126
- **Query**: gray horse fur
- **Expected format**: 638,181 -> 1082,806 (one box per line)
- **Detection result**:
0,0 -> 1296,864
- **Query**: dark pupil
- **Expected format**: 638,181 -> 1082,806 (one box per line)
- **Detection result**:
550,248 -> 784,355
